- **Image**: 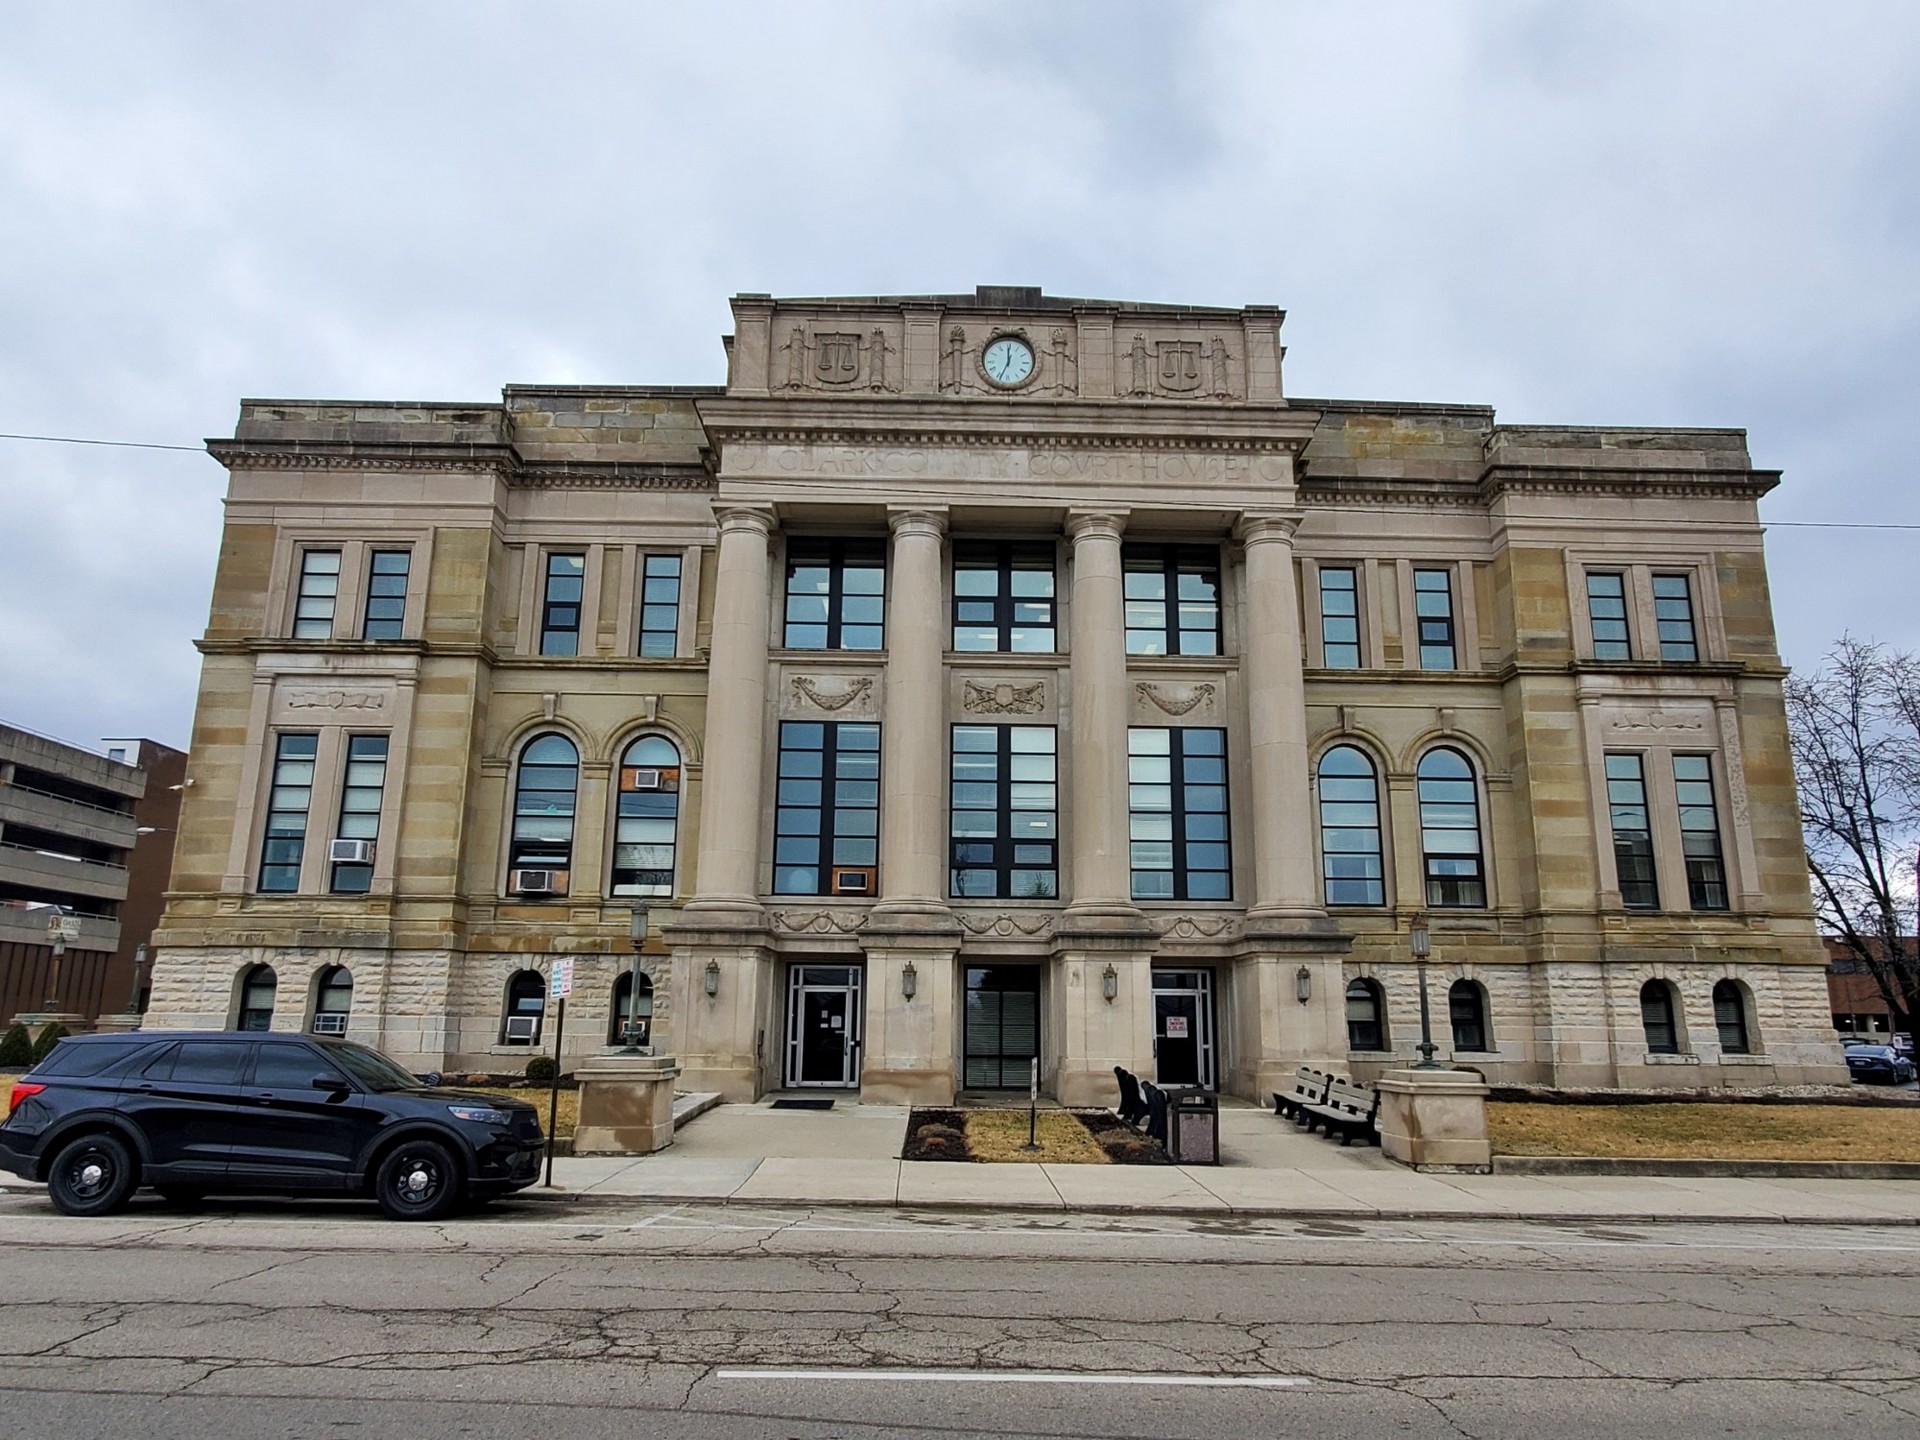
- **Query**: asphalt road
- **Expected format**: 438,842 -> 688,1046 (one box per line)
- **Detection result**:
0,1192 -> 1916,1439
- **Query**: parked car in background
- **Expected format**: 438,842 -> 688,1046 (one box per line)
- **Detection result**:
1843,1044 -> 1917,1085
1,1032 -> 544,1219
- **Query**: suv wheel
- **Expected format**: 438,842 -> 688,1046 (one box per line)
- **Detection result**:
47,1133 -> 139,1217
374,1138 -> 462,1221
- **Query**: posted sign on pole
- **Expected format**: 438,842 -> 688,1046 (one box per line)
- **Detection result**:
549,958 -> 575,1001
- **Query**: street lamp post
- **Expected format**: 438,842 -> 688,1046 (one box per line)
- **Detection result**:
622,903 -> 650,1053
126,942 -> 148,1017
44,908 -> 69,1011
1410,912 -> 1442,1070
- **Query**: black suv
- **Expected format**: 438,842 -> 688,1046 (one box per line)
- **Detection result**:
2,1032 -> 545,1220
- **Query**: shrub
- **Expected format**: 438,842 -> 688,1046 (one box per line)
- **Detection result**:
30,1023 -> 70,1063
0,1024 -> 31,1069
525,1054 -> 557,1086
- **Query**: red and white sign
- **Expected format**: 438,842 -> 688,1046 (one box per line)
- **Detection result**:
1165,1016 -> 1190,1039
549,958 -> 574,1001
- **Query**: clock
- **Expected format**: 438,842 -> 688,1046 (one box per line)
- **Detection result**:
981,335 -> 1035,387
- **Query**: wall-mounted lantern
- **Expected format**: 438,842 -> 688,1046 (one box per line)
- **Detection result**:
704,958 -> 721,998
1296,965 -> 1312,1004
901,959 -> 918,1001
1101,963 -> 1118,1002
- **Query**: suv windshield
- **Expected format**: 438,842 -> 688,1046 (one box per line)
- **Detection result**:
322,1040 -> 427,1092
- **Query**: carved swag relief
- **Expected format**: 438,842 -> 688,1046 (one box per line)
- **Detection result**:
790,676 -> 875,712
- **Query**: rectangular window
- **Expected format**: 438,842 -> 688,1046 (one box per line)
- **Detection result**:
1673,754 -> 1729,910
1319,566 -> 1361,668
784,539 -> 885,650
1414,567 -> 1456,669
330,734 -> 388,894
950,725 -> 1057,899
292,550 -> 341,639
1653,573 -> 1698,661
952,541 -> 1056,653
1586,572 -> 1631,660
1128,728 -> 1232,901
1123,545 -> 1220,656
1605,753 -> 1659,909
637,553 -> 682,657
257,733 -> 318,892
540,552 -> 586,656
361,550 -> 410,641
773,722 -> 881,895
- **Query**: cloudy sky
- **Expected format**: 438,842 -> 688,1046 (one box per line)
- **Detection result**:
2,1 -> 1916,752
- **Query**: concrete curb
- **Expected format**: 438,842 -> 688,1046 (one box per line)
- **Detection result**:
1495,1156 -> 1920,1180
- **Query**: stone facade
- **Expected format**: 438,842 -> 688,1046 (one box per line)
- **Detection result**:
147,287 -> 1848,1097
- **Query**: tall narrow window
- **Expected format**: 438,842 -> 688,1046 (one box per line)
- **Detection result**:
1127,728 -> 1231,901
312,965 -> 353,1035
1640,979 -> 1679,1054
508,734 -> 578,893
1606,753 -> 1659,909
1123,545 -> 1220,656
952,541 -> 1056,652
1712,979 -> 1751,1054
292,550 -> 341,639
329,734 -> 388,894
1414,567 -> 1457,669
1417,748 -> 1485,908
540,552 -> 586,656
257,733 -> 318,893
773,722 -> 881,895
1318,746 -> 1385,906
1449,979 -> 1489,1052
1673,754 -> 1729,910
501,970 -> 545,1044
1653,573 -> 1698,661
637,553 -> 682,657
950,725 -> 1057,899
784,539 -> 885,650
612,736 -> 681,897
237,964 -> 278,1032
1319,566 -> 1361,667
1586,571 -> 1631,660
361,550 -> 410,640
1345,978 -> 1386,1052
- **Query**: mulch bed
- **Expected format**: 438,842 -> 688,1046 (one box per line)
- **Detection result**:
902,1107 -> 1170,1164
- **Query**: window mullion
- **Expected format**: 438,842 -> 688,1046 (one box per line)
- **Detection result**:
998,547 -> 1015,650
1168,729 -> 1188,900
997,726 -> 1014,895
818,724 -> 840,894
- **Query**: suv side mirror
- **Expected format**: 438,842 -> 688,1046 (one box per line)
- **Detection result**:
311,1073 -> 351,1094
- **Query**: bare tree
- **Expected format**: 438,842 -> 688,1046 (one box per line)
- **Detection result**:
1786,636 -> 1919,1052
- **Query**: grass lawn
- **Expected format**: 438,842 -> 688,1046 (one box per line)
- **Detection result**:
961,1110 -> 1110,1164
470,1085 -> 577,1140
1490,1102 -> 1920,1162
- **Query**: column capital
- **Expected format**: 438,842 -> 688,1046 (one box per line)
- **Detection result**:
1235,510 -> 1303,546
1065,508 -> 1128,543
886,506 -> 948,540
714,505 -> 776,538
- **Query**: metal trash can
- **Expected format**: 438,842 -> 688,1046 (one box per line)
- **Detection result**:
1163,1086 -> 1219,1165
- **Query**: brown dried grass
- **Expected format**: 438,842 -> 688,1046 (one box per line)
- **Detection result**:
1489,1101 -> 1920,1161
962,1110 -> 1110,1164
471,1085 -> 576,1140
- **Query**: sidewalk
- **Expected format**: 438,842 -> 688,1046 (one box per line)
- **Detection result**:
545,1102 -> 1920,1225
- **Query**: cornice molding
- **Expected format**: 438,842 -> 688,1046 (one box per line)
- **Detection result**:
207,440 -> 714,490
702,425 -> 1310,456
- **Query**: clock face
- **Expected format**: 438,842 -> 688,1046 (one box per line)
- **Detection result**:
982,336 -> 1035,387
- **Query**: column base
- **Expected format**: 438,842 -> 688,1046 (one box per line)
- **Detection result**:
1375,1067 -> 1492,1173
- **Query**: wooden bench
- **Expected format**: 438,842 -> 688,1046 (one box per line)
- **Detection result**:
1297,1077 -> 1380,1146
1273,1066 -> 1332,1124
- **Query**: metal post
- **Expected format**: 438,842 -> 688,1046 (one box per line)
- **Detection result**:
126,943 -> 148,1017
1023,1055 -> 1040,1151
1410,912 -> 1442,1070
543,996 -> 567,1188
44,911 -> 68,1011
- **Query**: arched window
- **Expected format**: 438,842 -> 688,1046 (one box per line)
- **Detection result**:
1417,748 -> 1486,908
1640,979 -> 1680,1055
509,734 -> 579,896
612,735 -> 680,898
1448,979 -> 1489,1052
237,964 -> 277,1032
501,970 -> 546,1045
312,965 -> 353,1035
1713,979 -> 1751,1055
1318,745 -> 1384,906
1345,978 -> 1387,1052
608,970 -> 656,1046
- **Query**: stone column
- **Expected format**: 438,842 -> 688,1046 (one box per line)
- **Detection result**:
1237,512 -> 1323,921
875,507 -> 949,917
687,506 -> 775,914
1064,510 -> 1137,918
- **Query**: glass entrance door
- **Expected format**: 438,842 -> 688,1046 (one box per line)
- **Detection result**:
1152,968 -> 1217,1090
783,965 -> 863,1088
963,965 -> 1041,1090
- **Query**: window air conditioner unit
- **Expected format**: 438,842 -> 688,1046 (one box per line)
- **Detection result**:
622,767 -> 667,791
504,1015 -> 540,1042
510,868 -> 564,896
830,866 -> 876,896
311,1012 -> 348,1036
329,839 -> 375,864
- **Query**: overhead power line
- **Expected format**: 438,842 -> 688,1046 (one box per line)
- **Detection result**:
0,431 -> 203,453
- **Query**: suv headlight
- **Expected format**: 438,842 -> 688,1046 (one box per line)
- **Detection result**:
446,1104 -> 512,1126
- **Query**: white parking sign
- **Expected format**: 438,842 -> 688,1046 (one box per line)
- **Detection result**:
549,958 -> 574,1000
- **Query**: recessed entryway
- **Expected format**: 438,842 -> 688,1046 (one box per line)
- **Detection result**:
963,964 -> 1042,1090
1152,967 -> 1217,1090
783,963 -> 863,1088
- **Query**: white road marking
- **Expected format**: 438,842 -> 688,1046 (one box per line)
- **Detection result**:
716,1368 -> 1309,1388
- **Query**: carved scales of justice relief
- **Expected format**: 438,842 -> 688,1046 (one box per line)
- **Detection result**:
790,676 -> 874,712
1120,334 -> 1237,399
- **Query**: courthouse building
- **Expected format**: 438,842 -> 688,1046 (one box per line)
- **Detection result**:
147,286 -> 1847,1100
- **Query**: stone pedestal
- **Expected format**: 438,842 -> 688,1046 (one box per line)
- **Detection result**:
1375,1068 -> 1492,1173
11,1011 -> 87,1033
91,1014 -> 145,1034
572,1053 -> 682,1155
